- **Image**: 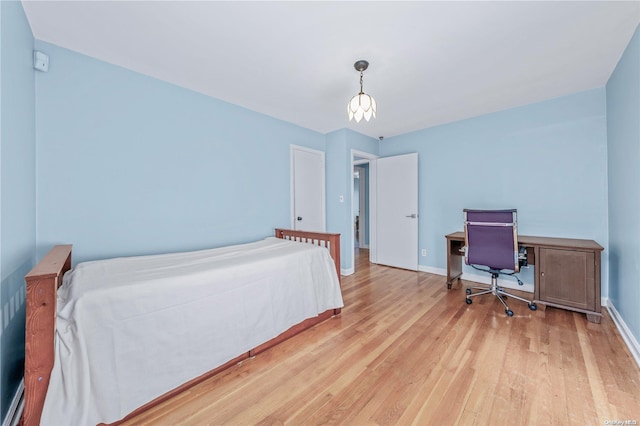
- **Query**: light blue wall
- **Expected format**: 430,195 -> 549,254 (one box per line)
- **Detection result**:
0,12 -> 635,421
35,41 -> 325,263
379,88 -> 609,294
0,0 -> 36,420
326,128 -> 377,271
606,24 -> 640,345
326,129 -> 348,260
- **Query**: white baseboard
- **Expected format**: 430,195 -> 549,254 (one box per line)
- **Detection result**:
2,379 -> 24,426
341,267 -> 355,276
606,301 -> 640,369
418,265 -> 446,275
418,265 -> 534,293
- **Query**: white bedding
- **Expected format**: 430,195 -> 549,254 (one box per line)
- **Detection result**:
41,237 -> 343,426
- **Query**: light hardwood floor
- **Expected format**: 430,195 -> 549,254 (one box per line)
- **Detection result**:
123,249 -> 640,425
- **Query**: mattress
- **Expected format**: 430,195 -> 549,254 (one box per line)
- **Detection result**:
41,237 -> 343,425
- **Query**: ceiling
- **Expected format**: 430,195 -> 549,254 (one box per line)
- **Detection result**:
21,1 -> 640,139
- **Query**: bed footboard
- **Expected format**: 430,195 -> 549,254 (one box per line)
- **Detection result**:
23,245 -> 72,426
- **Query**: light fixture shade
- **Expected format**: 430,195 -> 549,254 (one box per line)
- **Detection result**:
348,93 -> 377,123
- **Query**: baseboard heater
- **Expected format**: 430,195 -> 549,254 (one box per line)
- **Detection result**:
2,379 -> 24,426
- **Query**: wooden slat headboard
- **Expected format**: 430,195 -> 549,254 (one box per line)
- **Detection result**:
274,228 -> 341,283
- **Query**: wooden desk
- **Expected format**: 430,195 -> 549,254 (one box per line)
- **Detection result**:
445,231 -> 604,323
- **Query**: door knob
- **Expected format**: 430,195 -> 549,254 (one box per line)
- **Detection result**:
405,214 -> 417,218
297,217 -> 302,221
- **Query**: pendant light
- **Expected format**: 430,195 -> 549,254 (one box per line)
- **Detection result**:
347,60 -> 377,122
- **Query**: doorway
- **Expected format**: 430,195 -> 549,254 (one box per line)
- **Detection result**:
351,150 -> 419,273
351,150 -> 378,272
353,165 -> 368,250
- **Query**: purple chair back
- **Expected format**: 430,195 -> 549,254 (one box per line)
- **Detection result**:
464,209 -> 519,272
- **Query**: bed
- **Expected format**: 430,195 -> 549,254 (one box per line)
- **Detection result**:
23,229 -> 342,426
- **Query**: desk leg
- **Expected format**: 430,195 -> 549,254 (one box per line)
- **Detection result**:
586,313 -> 602,324
446,266 -> 462,289
446,240 -> 463,289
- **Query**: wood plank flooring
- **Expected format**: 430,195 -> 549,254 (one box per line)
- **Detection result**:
123,249 -> 640,425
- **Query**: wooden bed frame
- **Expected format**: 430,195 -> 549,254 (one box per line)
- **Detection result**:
23,228 -> 341,426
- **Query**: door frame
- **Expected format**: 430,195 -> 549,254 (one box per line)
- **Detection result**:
350,149 -> 378,269
290,145 -> 326,231
354,165 -> 367,249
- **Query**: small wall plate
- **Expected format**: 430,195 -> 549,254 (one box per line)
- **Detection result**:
33,51 -> 49,72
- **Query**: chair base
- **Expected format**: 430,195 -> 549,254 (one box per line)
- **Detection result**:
465,272 -> 537,316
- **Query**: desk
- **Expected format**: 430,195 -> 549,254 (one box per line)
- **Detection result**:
445,232 -> 604,323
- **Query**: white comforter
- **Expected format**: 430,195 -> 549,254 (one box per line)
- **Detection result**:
41,237 -> 343,425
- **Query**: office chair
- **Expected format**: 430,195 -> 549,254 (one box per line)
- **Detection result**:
463,209 -> 537,316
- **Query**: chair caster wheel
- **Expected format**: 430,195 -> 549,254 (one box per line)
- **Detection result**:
466,298 -> 472,304
466,288 -> 472,295
528,303 -> 537,311
506,309 -> 514,317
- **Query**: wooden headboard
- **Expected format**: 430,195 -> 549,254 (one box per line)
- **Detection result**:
275,228 -> 341,282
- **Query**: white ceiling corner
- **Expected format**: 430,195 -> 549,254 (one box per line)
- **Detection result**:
21,0 -> 640,138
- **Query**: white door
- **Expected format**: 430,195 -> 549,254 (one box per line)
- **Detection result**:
375,153 -> 418,270
291,146 -> 325,232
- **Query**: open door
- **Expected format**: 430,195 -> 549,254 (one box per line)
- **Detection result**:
374,153 -> 418,271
